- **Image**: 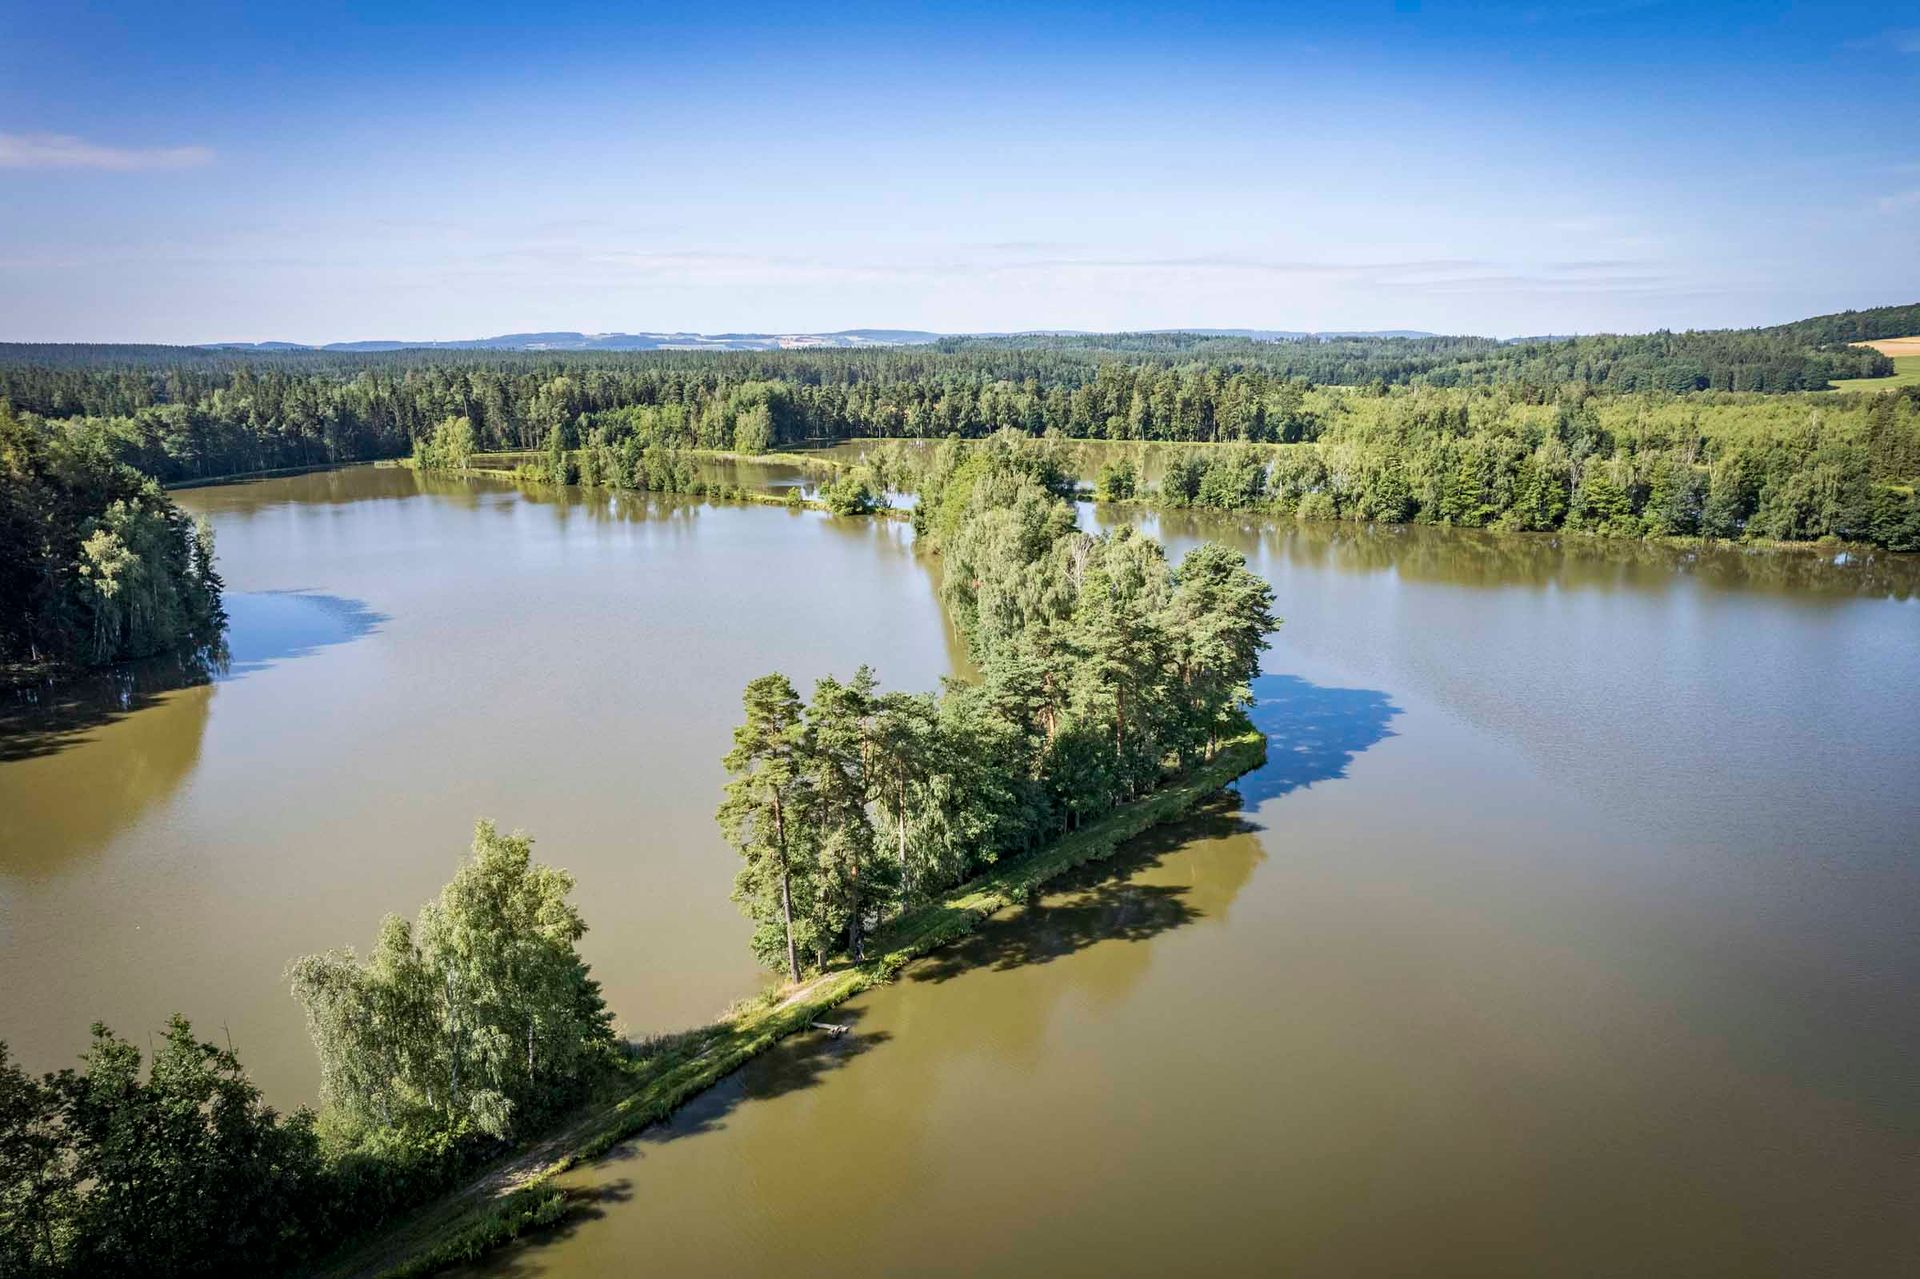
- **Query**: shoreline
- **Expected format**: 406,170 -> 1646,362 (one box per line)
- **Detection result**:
163,460 -> 390,490
307,726 -> 1268,1279
168,452 -> 1910,559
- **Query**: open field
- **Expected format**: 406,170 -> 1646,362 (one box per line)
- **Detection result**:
1827,339 -> 1920,391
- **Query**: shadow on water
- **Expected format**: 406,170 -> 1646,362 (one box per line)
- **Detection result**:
588,1007 -> 893,1159
0,591 -> 385,762
908,802 -> 1249,986
219,590 -> 387,679
460,673 -> 1402,1275
912,672 -> 1400,984
469,1178 -> 637,1278
467,1013 -> 894,1273
1235,672 -> 1400,808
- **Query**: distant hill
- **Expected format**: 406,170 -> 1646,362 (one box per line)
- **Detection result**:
7,302 -> 1910,394
201,329 -> 946,353
1149,328 -> 1435,340
195,327 -> 1438,353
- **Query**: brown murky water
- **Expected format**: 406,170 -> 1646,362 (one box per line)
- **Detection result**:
3,465 -> 1917,1276
0,467 -> 960,1099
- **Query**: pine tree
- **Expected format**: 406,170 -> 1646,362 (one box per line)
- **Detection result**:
719,675 -> 812,981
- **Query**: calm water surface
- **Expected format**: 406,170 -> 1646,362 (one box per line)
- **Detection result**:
3,465 -> 1916,1276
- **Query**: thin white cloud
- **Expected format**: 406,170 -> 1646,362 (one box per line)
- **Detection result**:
0,131 -> 213,171
1876,190 -> 1920,214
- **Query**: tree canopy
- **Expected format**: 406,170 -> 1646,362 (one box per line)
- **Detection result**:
0,402 -> 224,672
288,820 -> 612,1141
719,436 -> 1278,973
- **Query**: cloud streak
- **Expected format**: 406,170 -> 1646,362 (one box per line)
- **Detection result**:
0,132 -> 213,171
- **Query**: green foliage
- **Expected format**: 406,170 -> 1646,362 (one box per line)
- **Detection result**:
720,444 -> 1278,976
289,822 -> 612,1142
820,466 -> 883,515
6,307 -> 1917,545
1095,454 -> 1137,500
732,403 -> 773,454
0,402 -> 224,670
411,415 -> 476,471
719,675 -> 813,981
0,1022 -> 323,1278
1050,385 -> 1920,547
542,423 -> 578,486
1193,444 -> 1268,509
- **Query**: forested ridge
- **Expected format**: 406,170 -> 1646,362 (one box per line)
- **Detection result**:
2,303 -> 1916,548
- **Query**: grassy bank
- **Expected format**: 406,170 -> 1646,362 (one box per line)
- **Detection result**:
309,725 -> 1268,1279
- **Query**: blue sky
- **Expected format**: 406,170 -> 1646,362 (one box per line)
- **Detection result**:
2,1 -> 1915,342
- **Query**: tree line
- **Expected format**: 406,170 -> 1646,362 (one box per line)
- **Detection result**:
718,432 -> 1278,977
0,822 -> 614,1277
1079,386 -> 1920,549
514,375 -> 1920,551
1,301 -> 1915,488
1,403 -> 225,676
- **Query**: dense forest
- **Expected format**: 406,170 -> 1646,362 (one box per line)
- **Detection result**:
720,434 -> 1277,975
0,303 -> 1915,548
0,403 -> 224,676
0,302 -> 1912,477
937,311 -> 1909,392
1092,388 -> 1920,549
449,377 -> 1920,550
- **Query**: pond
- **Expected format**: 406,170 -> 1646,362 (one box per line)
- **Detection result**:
2,464 -> 1915,1276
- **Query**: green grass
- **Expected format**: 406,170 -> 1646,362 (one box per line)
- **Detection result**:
310,727 -> 1267,1279
1824,354 -> 1920,393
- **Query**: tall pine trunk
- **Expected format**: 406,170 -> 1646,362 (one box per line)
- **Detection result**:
773,792 -> 799,982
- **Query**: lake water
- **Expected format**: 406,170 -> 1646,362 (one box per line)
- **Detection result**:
3,465 -> 1916,1276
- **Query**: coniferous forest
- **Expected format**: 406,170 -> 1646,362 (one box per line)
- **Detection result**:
2,303 -> 1916,551
720,435 -> 1276,977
